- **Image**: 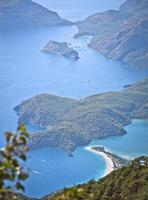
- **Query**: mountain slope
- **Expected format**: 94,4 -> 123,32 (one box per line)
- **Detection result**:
4,193 -> 34,200
119,0 -> 148,11
75,0 -> 148,68
0,0 -> 71,28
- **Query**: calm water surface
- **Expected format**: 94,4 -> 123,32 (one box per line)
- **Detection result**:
0,0 -> 148,198
25,147 -> 105,198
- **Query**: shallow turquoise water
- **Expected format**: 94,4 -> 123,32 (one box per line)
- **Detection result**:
90,120 -> 148,159
0,0 -> 148,198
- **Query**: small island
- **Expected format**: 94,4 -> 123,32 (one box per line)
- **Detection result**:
42,41 -> 80,60
86,146 -> 129,176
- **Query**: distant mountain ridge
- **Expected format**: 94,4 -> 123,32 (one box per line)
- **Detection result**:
75,0 -> 148,68
0,0 -> 71,28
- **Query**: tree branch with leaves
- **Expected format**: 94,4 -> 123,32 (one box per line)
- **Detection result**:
0,124 -> 29,199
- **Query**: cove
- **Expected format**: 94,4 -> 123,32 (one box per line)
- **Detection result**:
24,146 -> 105,198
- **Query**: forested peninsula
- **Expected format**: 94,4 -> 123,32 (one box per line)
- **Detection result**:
14,79 -> 148,153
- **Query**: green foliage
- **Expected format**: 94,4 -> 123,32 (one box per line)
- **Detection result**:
0,124 -> 29,199
45,188 -> 93,200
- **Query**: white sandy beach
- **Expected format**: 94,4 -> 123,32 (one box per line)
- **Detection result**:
85,146 -> 114,177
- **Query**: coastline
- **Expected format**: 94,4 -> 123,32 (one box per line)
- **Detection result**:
85,146 -> 114,177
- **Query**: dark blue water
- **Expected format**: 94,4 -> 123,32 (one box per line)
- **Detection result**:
0,0 -> 148,198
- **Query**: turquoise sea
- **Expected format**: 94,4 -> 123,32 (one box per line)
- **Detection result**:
0,0 -> 148,198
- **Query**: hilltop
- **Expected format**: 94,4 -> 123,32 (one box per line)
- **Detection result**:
75,0 -> 148,68
0,0 -> 71,28
14,78 -> 148,153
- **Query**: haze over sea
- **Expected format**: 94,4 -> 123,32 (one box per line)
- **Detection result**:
0,0 -> 148,198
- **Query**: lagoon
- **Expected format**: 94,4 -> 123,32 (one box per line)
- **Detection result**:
23,120 -> 148,198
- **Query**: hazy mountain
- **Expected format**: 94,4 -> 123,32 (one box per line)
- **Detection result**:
0,0 -> 71,28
